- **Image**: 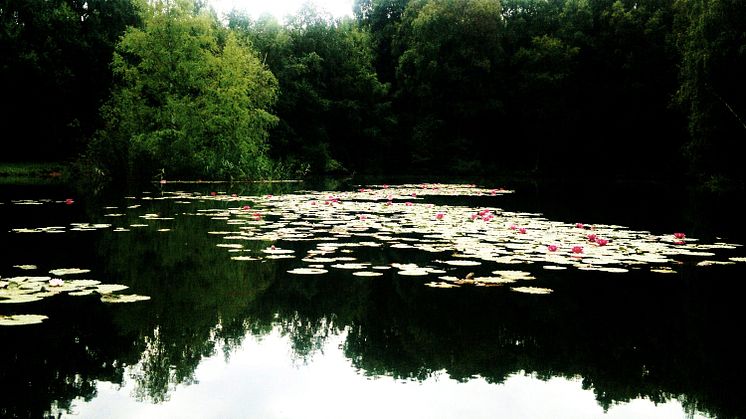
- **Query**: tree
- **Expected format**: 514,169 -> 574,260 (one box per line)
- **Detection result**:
92,0 -> 278,180
675,0 -> 746,183
229,7 -> 391,174
395,0 -> 505,172
0,0 -> 139,161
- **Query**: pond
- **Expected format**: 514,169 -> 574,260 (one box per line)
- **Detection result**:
1,180 -> 744,418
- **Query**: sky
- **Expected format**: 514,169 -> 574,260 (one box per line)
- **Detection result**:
209,0 -> 354,20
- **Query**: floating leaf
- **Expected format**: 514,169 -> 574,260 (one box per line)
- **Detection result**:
287,268 -> 328,275
439,260 -> 482,267
424,282 -> 459,288
14,265 -> 37,270
49,268 -> 90,276
101,294 -> 151,303
95,284 -> 130,294
230,256 -> 261,261
352,271 -> 384,277
511,286 -> 553,295
0,314 -> 48,326
397,269 -> 430,276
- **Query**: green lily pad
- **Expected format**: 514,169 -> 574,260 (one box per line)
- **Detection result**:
287,268 -> 328,275
0,314 -> 49,326
95,284 -> 130,294
511,286 -> 553,295
49,268 -> 91,276
100,294 -> 151,303
352,271 -> 384,277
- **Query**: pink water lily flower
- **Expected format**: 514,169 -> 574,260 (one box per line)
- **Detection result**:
519,227 -> 527,234
595,238 -> 608,246
575,223 -> 584,229
405,202 -> 413,206
509,224 -> 518,230
572,246 -> 584,254
587,233 -> 597,242
383,184 -> 389,189
242,205 -> 251,210
673,232 -> 686,239
359,215 -> 367,220
547,244 -> 558,252
435,212 -> 445,220
65,198 -> 74,205
210,191 -> 217,196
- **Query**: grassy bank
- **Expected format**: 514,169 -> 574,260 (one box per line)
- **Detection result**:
0,162 -> 66,184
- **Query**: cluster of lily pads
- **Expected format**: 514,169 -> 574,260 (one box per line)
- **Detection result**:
177,183 -> 744,293
7,183 -> 746,310
0,265 -> 150,326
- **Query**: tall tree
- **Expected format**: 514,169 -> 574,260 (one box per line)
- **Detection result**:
229,7 -> 391,174
92,0 -> 278,180
395,0 -> 505,172
0,0 -> 139,161
675,0 -> 746,183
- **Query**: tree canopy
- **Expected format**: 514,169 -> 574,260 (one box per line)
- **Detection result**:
2,0 -> 745,184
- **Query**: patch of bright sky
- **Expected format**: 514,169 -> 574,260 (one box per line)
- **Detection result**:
209,0 -> 354,21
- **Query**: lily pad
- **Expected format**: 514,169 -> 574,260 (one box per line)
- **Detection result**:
0,314 -> 49,326
352,271 -> 384,277
511,286 -> 553,295
95,284 -> 130,294
100,294 -> 151,303
287,268 -> 328,275
49,268 -> 91,276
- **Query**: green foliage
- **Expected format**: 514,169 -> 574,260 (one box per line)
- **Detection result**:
395,0 -> 506,171
674,0 -> 746,181
229,7 -> 391,175
93,0 -> 278,180
0,0 -> 139,160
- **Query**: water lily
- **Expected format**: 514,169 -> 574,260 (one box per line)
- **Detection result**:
405,202 -> 413,206
575,223 -> 584,229
518,227 -> 527,234
65,198 -> 74,205
587,233 -> 597,242
547,244 -> 558,252
435,212 -> 445,220
595,238 -> 608,246
242,205 -> 251,210
49,278 -> 64,287
572,246 -> 584,254
674,232 -> 686,239
210,191 -> 217,196
509,224 -> 518,230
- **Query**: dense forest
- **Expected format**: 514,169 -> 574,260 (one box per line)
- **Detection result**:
1,0 -> 744,184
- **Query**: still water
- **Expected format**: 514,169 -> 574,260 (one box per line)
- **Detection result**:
1,180 -> 744,418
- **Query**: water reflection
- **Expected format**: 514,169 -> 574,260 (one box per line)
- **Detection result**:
0,182 -> 744,418
70,329 -> 707,419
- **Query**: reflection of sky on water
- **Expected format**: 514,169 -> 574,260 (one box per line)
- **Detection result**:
70,328 -> 707,419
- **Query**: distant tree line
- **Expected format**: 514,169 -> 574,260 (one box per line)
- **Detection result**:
1,0 -> 744,183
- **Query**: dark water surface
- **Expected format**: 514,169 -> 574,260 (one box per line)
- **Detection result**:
1,180 -> 744,419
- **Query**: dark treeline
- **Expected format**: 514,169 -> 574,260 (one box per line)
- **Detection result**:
1,0 -> 744,184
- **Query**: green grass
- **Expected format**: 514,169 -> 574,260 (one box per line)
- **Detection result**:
0,162 -> 66,184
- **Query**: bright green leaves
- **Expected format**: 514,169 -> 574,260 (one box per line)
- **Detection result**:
96,0 -> 278,180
